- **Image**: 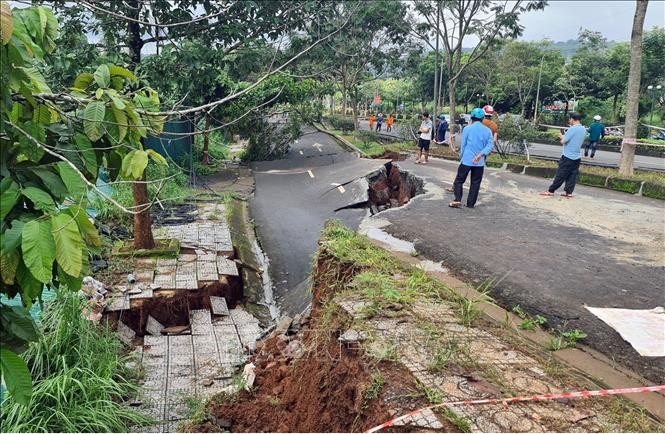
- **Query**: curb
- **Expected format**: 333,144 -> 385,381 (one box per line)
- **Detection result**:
427,153 -> 665,201
312,123 -> 367,157
364,236 -> 665,422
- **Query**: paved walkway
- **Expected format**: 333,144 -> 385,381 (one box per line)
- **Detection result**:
102,203 -> 263,432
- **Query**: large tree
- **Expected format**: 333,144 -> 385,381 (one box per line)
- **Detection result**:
409,0 -> 546,138
619,0 -> 649,176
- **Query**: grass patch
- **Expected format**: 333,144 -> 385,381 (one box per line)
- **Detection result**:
352,271 -> 415,308
0,294 -> 151,432
321,221 -> 403,274
606,177 -> 642,194
363,371 -> 386,404
437,407 -> 472,433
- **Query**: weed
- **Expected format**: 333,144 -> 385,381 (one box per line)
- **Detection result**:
606,398 -> 662,432
547,336 -> 566,351
363,371 -> 386,403
437,407 -> 472,433
427,343 -> 456,373
560,329 -> 587,345
231,372 -> 249,393
352,271 -> 414,309
519,314 -> 547,330
268,396 -> 280,407
184,396 -> 209,425
207,211 -> 221,221
511,304 -> 527,319
368,339 -> 400,362
416,381 -> 443,404
0,294 -> 151,432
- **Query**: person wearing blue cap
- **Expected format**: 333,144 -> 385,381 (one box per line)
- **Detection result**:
449,107 -> 494,208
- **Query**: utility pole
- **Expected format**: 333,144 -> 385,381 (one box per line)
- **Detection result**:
533,53 -> 545,124
432,0 -> 440,134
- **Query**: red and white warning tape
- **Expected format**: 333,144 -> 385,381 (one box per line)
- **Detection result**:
366,384 -> 665,433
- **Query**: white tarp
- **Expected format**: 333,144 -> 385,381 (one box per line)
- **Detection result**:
586,306 -> 665,357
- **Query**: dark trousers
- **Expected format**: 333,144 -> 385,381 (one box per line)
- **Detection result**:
375,123 -> 382,131
453,164 -> 484,207
584,140 -> 598,157
548,156 -> 580,194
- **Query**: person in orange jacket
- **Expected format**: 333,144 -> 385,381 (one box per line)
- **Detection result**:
369,113 -> 376,131
386,113 -> 394,132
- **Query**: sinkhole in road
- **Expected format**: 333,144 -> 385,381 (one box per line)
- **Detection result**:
333,162 -> 425,214
366,162 -> 425,214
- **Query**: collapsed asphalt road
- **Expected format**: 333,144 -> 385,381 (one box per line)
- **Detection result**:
250,129 -> 387,314
363,157 -> 665,384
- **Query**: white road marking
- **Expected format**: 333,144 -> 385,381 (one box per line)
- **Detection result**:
313,142 -> 323,153
307,170 -> 315,178
299,150 -> 304,155
337,185 -> 346,193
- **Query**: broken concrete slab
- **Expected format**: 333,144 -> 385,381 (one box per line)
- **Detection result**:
338,329 -> 369,343
217,256 -> 239,276
272,315 -> 293,337
210,296 -> 229,316
117,321 -> 136,345
146,316 -> 165,336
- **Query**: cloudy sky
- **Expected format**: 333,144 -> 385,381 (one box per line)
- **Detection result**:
518,0 -> 665,42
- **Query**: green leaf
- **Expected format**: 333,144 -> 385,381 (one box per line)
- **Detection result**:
21,186 -> 56,213
32,103 -> 51,125
0,181 -> 20,220
93,64 -> 110,88
17,120 -> 46,162
0,347 -> 33,406
57,265 -> 82,291
57,161 -> 87,200
73,133 -> 98,177
95,88 -> 104,99
121,150 -> 149,180
16,260 -> 43,302
0,305 -> 39,347
111,106 -> 128,143
9,103 -> 24,123
1,221 -> 24,255
83,101 -> 105,142
73,72 -> 94,90
147,148 -> 167,165
109,65 -> 137,82
110,94 -> 126,110
51,213 -> 83,278
67,205 -> 101,247
21,219 -> 55,283
33,167 -> 68,201
18,66 -> 50,93
0,251 -> 19,285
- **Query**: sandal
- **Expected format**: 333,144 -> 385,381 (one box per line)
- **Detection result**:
561,193 -> 573,198
448,201 -> 462,208
539,191 -> 554,196
446,187 -> 454,192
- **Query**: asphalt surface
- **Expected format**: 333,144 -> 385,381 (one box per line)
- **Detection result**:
366,156 -> 665,383
250,129 -> 386,314
250,126 -> 664,382
360,120 -> 665,171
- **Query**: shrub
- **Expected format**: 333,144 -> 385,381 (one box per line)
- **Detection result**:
328,115 -> 355,133
496,117 -> 539,157
607,177 -> 642,194
0,294 -> 150,432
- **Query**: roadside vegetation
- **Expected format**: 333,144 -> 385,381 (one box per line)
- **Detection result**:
0,294 -> 150,432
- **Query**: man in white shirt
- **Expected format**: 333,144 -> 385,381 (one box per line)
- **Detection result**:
416,112 -> 433,164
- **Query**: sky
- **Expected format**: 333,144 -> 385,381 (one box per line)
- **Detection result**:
517,0 -> 665,42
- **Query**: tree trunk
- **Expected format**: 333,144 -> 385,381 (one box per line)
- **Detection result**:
432,2 -> 440,131
352,88 -> 359,130
127,0 -> 143,65
619,0 -> 648,176
448,79 -> 458,147
202,113 -> 211,164
133,173 -> 155,250
612,94 -> 619,124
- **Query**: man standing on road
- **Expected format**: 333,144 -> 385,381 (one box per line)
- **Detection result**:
482,105 -> 498,146
540,112 -> 586,198
449,108 -> 494,208
416,112 -> 433,164
436,114 -> 448,143
585,115 -> 605,158
386,113 -> 394,132
376,113 -> 384,131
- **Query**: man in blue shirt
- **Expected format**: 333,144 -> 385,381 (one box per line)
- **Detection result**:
449,108 -> 494,208
585,115 -> 605,158
540,112 -> 585,198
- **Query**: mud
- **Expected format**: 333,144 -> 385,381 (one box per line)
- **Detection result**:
367,162 -> 425,214
196,252 -> 454,433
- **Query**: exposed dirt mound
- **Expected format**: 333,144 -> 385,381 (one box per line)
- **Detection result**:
368,163 -> 424,214
197,251 -> 449,433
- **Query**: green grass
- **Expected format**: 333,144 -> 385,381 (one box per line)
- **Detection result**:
363,371 -> 386,404
0,294 -> 151,432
